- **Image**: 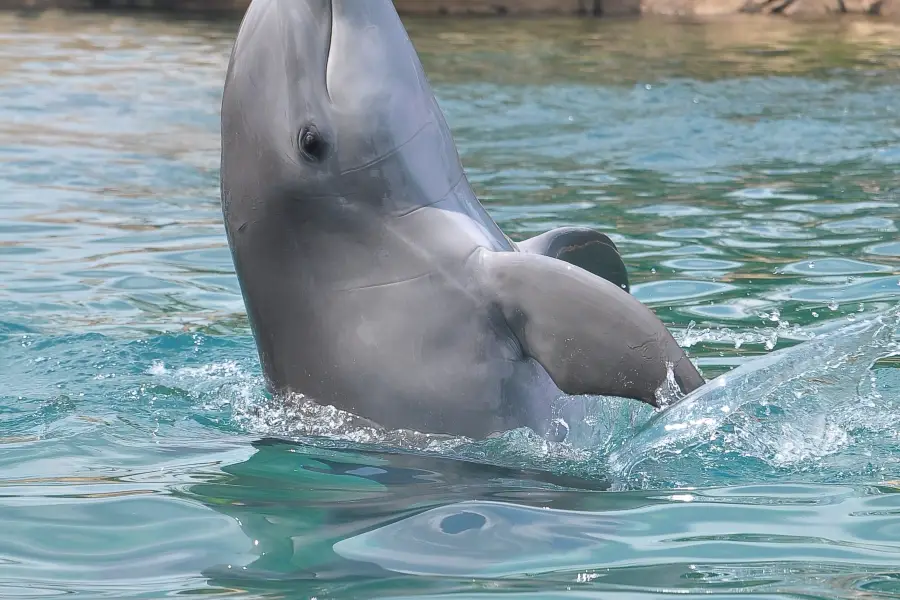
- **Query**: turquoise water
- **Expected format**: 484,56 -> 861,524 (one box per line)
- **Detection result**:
2,10 -> 900,599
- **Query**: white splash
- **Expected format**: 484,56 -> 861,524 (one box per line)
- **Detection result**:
609,308 -> 900,485
143,309 -> 900,488
678,318 -> 809,351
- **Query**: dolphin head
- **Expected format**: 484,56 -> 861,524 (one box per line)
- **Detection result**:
219,0 -> 508,402
220,0 -> 464,232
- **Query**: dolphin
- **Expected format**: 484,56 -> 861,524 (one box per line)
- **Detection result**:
219,0 -> 705,441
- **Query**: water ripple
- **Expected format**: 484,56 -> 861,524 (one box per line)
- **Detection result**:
1,10 -> 900,600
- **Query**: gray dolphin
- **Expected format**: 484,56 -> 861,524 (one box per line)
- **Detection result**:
219,0 -> 705,440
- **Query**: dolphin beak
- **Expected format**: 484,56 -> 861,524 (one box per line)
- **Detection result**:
323,0 -> 334,103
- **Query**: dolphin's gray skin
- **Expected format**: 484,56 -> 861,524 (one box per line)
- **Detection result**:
219,0 -> 705,440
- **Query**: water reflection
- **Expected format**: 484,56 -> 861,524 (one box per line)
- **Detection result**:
185,439 -> 900,599
186,439 -> 613,597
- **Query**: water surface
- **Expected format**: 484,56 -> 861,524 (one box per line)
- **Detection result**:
2,11 -> 900,599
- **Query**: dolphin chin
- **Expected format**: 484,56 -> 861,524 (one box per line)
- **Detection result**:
219,0 -> 704,440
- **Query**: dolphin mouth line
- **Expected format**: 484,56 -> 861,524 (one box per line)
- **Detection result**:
339,119 -> 433,176
334,271 -> 434,293
394,172 -> 465,218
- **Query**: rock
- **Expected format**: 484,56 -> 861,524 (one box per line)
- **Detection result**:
741,0 -> 842,13
392,0 -> 898,16
3,0 -> 897,19
841,0 -> 878,12
392,0 -> 591,14
782,0 -> 842,15
740,0 -> 784,11
598,0 -> 641,15
641,0 -> 747,15
872,0 -> 900,16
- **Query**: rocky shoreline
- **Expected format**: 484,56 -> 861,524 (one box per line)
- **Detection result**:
396,0 -> 898,17
0,0 -> 896,17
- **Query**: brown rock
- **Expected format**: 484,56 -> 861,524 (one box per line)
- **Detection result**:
641,0 -> 746,15
739,0 -> 842,13
392,0 -> 590,15
872,0 -> 900,15
780,0 -> 842,15
598,0 -> 641,15
694,0 -> 755,13
740,0 -> 786,11
639,0 -> 692,14
841,0 -> 878,12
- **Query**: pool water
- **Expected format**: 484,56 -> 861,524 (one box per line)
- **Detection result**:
2,10 -> 900,599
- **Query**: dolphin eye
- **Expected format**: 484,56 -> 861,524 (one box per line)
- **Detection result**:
297,125 -> 327,161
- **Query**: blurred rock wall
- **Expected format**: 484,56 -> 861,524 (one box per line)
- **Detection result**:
391,0 -> 897,17
0,0 -> 896,17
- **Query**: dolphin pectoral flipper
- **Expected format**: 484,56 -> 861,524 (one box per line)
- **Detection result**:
474,249 -> 704,406
517,227 -> 630,293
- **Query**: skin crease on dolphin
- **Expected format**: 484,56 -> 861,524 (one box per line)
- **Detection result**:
219,0 -> 706,441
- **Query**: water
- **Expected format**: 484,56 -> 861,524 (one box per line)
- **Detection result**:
2,9 -> 900,599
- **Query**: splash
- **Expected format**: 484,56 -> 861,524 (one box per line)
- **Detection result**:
145,310 -> 900,489
231,392 -> 596,476
608,308 -> 900,489
679,314 -> 809,351
233,392 -> 471,452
